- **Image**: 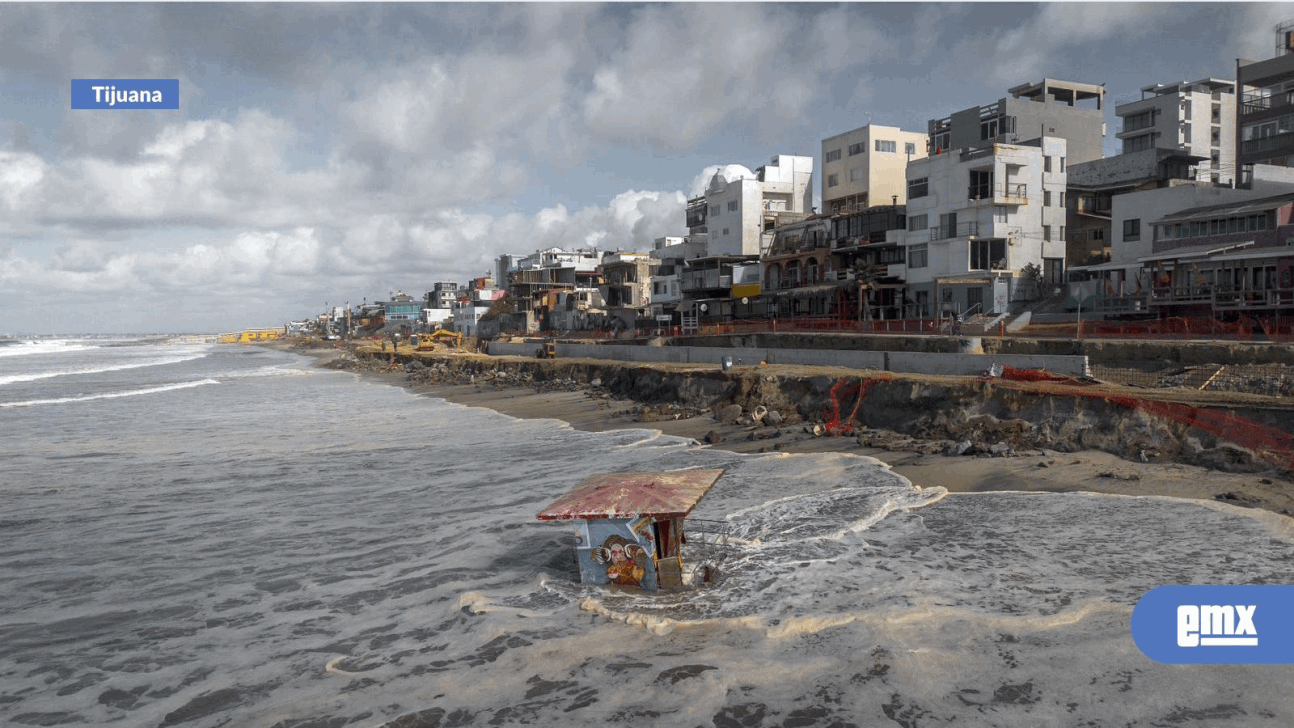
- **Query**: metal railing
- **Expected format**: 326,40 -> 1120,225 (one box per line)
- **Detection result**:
932,221 -> 980,240
1241,133 -> 1294,155
968,182 -> 1028,203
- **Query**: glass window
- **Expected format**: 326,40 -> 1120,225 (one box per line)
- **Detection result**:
875,140 -> 897,153
907,177 -> 928,199
825,149 -> 841,162
908,244 -> 928,268
905,142 -> 916,155
827,174 -> 838,188
1124,218 -> 1141,241
907,213 -> 928,232
848,142 -> 865,156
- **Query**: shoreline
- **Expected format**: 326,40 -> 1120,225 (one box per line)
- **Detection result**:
282,342 -> 1294,518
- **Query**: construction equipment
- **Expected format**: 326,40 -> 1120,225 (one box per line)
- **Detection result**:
411,329 -> 463,351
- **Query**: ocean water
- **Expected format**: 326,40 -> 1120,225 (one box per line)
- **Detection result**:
2,338 -> 1292,727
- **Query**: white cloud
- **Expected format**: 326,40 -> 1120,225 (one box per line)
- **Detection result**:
583,5 -> 889,150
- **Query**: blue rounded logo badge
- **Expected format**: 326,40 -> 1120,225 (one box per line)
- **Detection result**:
1131,585 -> 1294,664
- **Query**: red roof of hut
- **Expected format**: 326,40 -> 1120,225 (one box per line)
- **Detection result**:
536,469 -> 725,521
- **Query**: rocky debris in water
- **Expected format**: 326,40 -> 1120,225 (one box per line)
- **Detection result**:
949,440 -> 974,456
764,409 -> 784,426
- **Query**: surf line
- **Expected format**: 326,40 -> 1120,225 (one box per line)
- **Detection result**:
0,379 -> 219,408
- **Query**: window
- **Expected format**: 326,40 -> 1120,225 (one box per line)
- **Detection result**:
710,205 -> 720,216
908,177 -> 928,199
825,149 -> 841,162
1092,228 -> 1105,241
1044,258 -> 1064,285
1044,190 -> 1052,206
905,142 -> 916,155
938,212 -> 957,239
907,213 -> 928,232
994,206 -> 1009,223
827,174 -> 839,188
849,167 -> 864,182
1043,225 -> 1052,242
969,169 -> 993,200
908,244 -> 928,268
722,228 -> 730,236
1123,218 -> 1141,241
848,142 -> 865,156
1059,191 -> 1066,208
1059,226 -> 1066,241
1044,156 -> 1053,173
933,132 -> 950,153
1060,157 -> 1065,173
727,200 -> 738,212
970,239 -> 1006,271
1122,134 -> 1156,153
875,139 -> 896,153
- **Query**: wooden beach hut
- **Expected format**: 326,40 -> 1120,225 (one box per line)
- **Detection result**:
536,469 -> 725,591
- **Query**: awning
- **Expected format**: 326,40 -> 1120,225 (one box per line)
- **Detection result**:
1069,260 -> 1141,272
1137,241 -> 1254,263
536,470 -> 725,521
935,277 -> 992,286
1153,193 -> 1294,224
773,284 -> 846,297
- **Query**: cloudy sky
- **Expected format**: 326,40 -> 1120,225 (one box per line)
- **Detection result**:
0,2 -> 1289,333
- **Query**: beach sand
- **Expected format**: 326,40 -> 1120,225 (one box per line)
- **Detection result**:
288,342 -> 1294,517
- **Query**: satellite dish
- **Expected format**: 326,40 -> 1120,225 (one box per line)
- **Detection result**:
699,303 -> 709,313
741,297 -> 749,305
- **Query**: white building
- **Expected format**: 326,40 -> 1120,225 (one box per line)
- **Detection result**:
820,124 -> 929,214
1115,78 -> 1236,184
898,138 -> 1070,317
450,280 -> 505,336
702,155 -> 813,257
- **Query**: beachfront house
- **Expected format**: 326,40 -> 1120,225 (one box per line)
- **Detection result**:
536,470 -> 725,591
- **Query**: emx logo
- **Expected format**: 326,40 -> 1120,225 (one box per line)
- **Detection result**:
1177,604 -> 1257,647
1133,586 -> 1294,664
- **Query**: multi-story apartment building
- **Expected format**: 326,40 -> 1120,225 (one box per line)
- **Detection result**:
598,252 -> 655,332
1236,21 -> 1294,180
1115,78 -> 1236,184
898,137 -> 1069,318
928,79 -> 1106,165
701,155 -> 813,257
820,124 -> 928,214
1065,148 -> 1208,268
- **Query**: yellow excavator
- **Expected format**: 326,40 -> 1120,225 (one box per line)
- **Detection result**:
411,329 -> 463,351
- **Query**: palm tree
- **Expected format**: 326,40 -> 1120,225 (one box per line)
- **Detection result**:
853,259 -> 881,322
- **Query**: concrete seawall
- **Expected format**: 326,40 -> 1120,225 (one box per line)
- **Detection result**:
486,341 -> 1090,378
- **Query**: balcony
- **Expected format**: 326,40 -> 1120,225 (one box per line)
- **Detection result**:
932,221 -> 979,240
968,183 -> 1028,205
1240,91 -> 1294,116
1076,195 -> 1112,217
679,271 -> 732,292
1241,132 -> 1294,155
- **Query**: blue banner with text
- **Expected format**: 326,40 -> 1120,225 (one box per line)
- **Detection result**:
71,79 -> 179,110
1132,585 -> 1294,664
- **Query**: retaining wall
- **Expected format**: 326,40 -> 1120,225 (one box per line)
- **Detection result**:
487,341 -> 1089,377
